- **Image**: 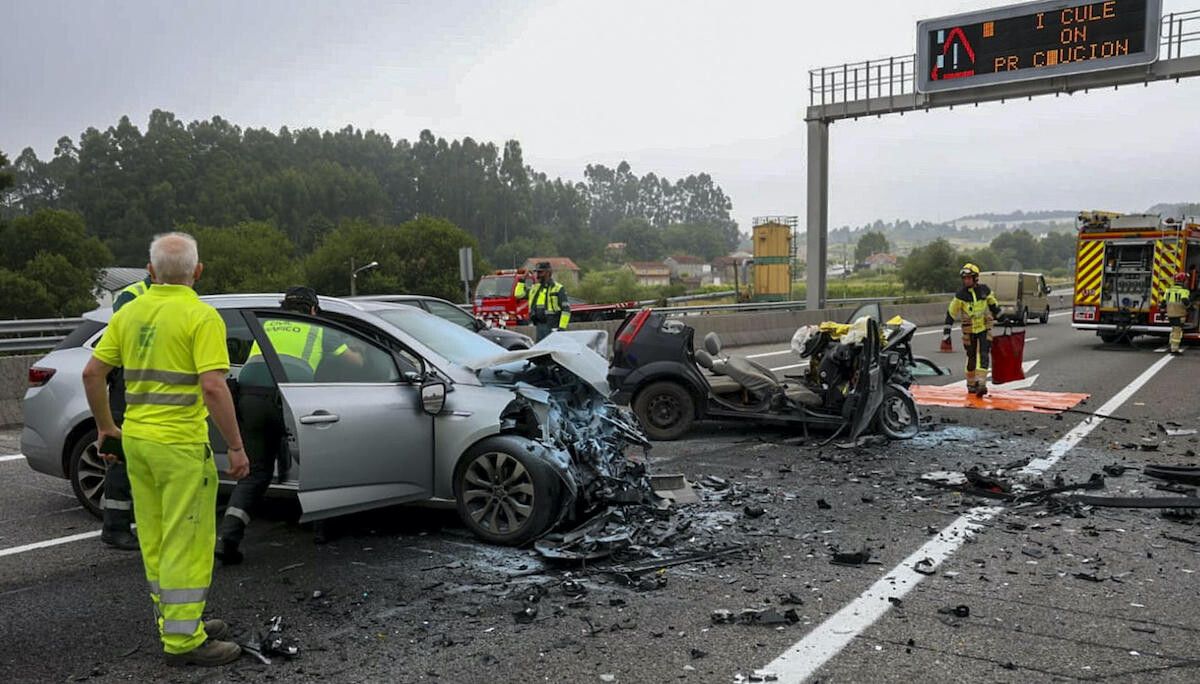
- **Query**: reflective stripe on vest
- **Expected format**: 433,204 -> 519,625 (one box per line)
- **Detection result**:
122,281 -> 149,297
530,283 -> 563,314
125,363 -> 202,406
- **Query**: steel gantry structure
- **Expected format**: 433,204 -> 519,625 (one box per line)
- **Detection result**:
804,4 -> 1200,309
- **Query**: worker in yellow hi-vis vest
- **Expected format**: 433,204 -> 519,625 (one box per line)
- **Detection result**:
82,232 -> 249,667
216,286 -> 360,564
947,263 -> 1001,397
100,275 -> 153,551
1164,272 -> 1193,355
514,261 -> 571,341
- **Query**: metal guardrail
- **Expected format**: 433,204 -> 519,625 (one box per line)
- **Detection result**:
810,8 -> 1200,107
651,293 -> 954,316
0,318 -> 84,354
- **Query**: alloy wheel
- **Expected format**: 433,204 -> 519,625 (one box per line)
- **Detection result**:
76,445 -> 107,509
460,452 -> 535,535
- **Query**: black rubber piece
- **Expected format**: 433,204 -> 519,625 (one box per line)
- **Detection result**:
1066,495 -> 1200,508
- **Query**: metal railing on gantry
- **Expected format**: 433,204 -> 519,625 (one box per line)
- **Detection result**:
809,8 -> 1200,108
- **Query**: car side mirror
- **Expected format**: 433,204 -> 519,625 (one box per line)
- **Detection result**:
472,317 -> 486,332
420,380 -> 447,415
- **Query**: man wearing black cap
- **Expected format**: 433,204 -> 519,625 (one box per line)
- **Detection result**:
216,287 -> 358,563
518,261 -> 571,341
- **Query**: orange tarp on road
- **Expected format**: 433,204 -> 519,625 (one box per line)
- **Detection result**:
910,384 -> 1090,414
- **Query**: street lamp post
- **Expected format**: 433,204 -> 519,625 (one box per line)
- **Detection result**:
350,258 -> 379,297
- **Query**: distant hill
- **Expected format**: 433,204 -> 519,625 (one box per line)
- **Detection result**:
1146,203 -> 1200,218
955,209 -> 1077,223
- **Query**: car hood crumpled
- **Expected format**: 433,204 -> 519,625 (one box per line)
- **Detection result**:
462,330 -> 611,395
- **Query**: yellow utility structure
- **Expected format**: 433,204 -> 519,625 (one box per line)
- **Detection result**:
752,219 -> 794,301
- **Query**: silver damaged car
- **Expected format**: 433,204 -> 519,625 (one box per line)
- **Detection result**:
20,295 -> 647,546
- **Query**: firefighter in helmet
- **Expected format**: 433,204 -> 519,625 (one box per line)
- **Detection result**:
1164,272 -> 1192,355
947,263 -> 1001,396
515,261 -> 571,341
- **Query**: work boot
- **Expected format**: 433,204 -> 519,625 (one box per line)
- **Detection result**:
203,619 -> 231,642
214,539 -> 243,565
164,639 -> 241,667
101,529 -> 140,551
975,381 -> 988,397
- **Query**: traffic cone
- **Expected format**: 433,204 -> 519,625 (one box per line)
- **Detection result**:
939,327 -> 954,353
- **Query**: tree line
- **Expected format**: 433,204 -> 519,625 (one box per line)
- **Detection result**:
897,229 -> 1077,293
0,111 -> 740,318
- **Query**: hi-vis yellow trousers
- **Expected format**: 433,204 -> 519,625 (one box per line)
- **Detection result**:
124,435 -> 217,654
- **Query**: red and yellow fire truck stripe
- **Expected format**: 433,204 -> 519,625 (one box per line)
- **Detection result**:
1152,239 -> 1183,305
1074,240 -> 1104,306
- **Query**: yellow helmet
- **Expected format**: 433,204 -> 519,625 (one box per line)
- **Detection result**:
960,263 -> 981,277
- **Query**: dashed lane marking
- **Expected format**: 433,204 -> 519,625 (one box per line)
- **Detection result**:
746,350 -> 793,359
755,353 -> 1174,683
0,531 -> 102,559
0,454 -> 26,463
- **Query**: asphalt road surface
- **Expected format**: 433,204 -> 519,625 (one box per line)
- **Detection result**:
2,314 -> 1199,683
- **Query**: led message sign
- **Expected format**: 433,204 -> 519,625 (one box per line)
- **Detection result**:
917,0 -> 1161,93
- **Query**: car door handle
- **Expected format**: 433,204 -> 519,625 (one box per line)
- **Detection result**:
300,412 -> 340,425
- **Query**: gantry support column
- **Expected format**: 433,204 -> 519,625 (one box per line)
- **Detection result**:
805,119 -> 829,311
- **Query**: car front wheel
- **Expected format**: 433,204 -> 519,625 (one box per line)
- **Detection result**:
454,436 -> 562,546
69,427 -> 105,519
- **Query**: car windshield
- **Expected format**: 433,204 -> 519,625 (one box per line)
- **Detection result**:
475,276 -> 511,298
372,306 -> 503,364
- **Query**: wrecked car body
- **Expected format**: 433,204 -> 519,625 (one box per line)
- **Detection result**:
23,296 -> 652,548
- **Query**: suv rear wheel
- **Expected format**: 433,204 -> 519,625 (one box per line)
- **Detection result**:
633,381 -> 695,441
68,428 -> 104,519
1040,307 -> 1050,324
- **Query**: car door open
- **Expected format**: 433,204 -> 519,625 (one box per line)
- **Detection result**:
243,310 -> 435,521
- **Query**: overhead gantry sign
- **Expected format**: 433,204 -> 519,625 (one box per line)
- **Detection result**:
919,0 -> 1161,92
802,0 -> 1200,311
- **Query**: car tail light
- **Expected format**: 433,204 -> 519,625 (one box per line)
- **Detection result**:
616,309 -> 652,352
28,367 -> 56,387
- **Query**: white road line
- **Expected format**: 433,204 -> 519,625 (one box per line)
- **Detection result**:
757,353 -> 1173,683
0,530 -> 102,559
913,329 -> 942,336
1049,311 -> 1071,318
0,454 -> 25,463
747,350 -> 793,359
770,363 -> 807,372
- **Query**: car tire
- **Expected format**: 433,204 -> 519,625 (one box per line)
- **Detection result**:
876,385 -> 919,440
1040,307 -> 1050,324
1022,307 -> 1029,324
633,381 -> 695,441
68,427 -> 105,519
454,436 -> 562,546
1099,332 -> 1121,344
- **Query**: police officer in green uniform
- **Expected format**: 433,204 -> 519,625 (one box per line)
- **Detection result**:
515,261 -> 572,341
216,287 -> 358,564
100,275 -> 152,550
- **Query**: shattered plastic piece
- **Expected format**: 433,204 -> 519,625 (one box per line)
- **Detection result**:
913,558 -> 936,575
650,473 -> 700,505
711,609 -> 736,624
244,616 -> 300,662
749,672 -> 780,682
1073,572 -> 1104,582
1102,464 -> 1128,477
831,549 -> 871,567
513,605 -> 538,624
817,499 -> 832,510
743,505 -> 767,519
738,608 -> 800,626
690,648 -> 708,660
560,580 -> 587,597
779,592 -> 805,605
937,605 -> 970,618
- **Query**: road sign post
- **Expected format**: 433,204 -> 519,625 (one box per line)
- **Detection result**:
459,247 -> 474,305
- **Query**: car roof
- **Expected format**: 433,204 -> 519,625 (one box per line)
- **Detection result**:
84,293 -> 368,322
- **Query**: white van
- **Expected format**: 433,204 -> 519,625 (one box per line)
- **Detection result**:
979,271 -> 1051,324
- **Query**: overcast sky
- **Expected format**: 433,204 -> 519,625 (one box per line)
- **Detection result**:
3,0 -> 1198,234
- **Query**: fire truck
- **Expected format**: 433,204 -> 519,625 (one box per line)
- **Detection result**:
1072,211 -> 1200,343
472,270 -> 640,328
